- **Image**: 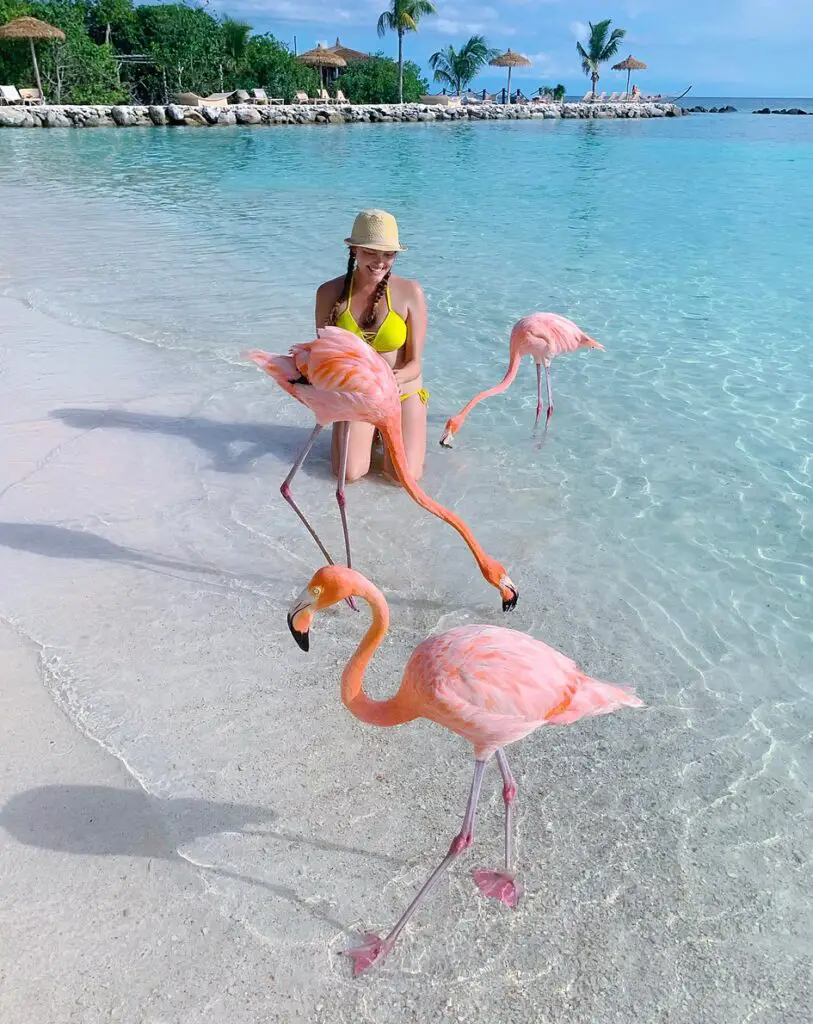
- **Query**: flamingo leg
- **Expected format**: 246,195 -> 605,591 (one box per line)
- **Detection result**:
279,424 -> 335,565
533,362 -> 544,433
544,359 -> 554,424
472,749 -> 521,908
342,759 -> 488,977
334,422 -> 358,612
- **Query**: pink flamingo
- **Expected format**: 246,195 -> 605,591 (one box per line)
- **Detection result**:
246,326 -> 518,611
287,565 -> 643,975
439,312 -> 604,447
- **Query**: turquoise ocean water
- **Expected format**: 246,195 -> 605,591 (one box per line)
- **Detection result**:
1,111 -> 811,1017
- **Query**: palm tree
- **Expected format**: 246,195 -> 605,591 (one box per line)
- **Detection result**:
377,0 -> 437,104
553,83 -> 566,102
222,17 -> 252,67
429,35 -> 497,96
576,19 -> 626,98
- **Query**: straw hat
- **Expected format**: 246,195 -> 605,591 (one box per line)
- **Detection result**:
345,209 -> 406,252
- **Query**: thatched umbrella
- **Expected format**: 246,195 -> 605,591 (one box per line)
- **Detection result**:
489,49 -> 531,103
296,43 -> 346,90
0,17 -> 65,101
328,38 -> 369,63
612,54 -> 647,97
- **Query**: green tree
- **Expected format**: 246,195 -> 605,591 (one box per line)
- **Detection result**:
337,53 -> 427,104
428,34 -> 496,96
239,33 -> 317,102
221,16 -> 250,66
134,3 -> 222,100
85,0 -> 138,50
376,0 -> 435,104
539,83 -> 566,101
576,18 -> 625,97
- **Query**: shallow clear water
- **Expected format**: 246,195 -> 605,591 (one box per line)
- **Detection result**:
1,116 -> 811,1018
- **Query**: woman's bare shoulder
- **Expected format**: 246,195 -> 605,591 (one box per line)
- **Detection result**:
389,274 -> 425,301
316,274 -> 347,302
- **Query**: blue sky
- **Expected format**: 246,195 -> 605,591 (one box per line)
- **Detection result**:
209,0 -> 813,97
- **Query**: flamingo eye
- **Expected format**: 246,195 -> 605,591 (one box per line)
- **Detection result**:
311,586 -> 322,597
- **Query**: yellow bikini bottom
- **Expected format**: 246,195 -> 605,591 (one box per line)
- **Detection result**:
400,388 -> 429,405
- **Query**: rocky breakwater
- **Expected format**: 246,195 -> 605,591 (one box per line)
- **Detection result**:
0,100 -> 682,130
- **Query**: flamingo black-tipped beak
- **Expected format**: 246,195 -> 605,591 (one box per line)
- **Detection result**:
287,611 -> 310,652
502,587 -> 519,612
438,432 -> 454,448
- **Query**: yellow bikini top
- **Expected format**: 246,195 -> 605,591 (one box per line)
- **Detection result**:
335,276 -> 408,353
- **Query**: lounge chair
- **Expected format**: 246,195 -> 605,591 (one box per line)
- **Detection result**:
334,89 -> 349,104
252,89 -> 283,105
581,91 -> 593,102
316,88 -> 335,105
595,92 -> 607,102
607,92 -> 619,102
618,92 -> 628,102
294,91 -> 312,105
19,87 -> 44,105
0,85 -> 23,105
419,93 -> 462,107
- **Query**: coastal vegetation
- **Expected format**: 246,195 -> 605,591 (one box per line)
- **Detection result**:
576,18 -> 626,98
376,0 -> 436,105
429,34 -> 497,96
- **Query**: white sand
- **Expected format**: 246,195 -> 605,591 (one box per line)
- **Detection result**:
0,296 -> 809,1023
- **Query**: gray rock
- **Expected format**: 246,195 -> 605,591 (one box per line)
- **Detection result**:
42,109 -> 71,128
83,115 -> 101,128
183,109 -> 208,126
217,110 -> 237,126
148,105 -> 167,126
111,105 -> 134,127
235,107 -> 261,125
201,106 -> 221,125
754,107 -> 771,114
0,107 -> 33,128
417,111 -> 436,121
165,104 -> 186,125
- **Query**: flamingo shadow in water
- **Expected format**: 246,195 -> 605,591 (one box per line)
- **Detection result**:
0,785 -> 403,932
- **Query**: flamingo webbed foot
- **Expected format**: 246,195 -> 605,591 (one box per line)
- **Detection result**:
341,932 -> 390,976
472,869 -> 521,908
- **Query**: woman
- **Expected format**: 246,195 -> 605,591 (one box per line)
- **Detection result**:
315,209 -> 428,483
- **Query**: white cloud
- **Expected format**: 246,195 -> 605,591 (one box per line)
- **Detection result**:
569,21 -> 588,41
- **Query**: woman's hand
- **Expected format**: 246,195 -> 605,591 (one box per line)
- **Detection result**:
393,364 -> 418,394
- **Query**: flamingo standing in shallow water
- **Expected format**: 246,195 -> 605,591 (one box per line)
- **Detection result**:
246,326 -> 518,611
439,312 -> 604,447
287,565 -> 644,975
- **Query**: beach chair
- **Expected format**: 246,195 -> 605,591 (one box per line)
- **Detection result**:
249,88 -> 269,105
19,87 -> 44,105
581,91 -> 592,102
316,88 -> 334,105
335,89 -> 349,104
596,91 -> 607,102
0,85 -> 23,105
607,92 -> 619,102
294,91 -> 312,104
618,92 -> 628,102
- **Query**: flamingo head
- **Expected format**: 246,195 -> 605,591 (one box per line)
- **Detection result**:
287,566 -> 364,650
439,415 -> 464,448
481,559 -> 519,612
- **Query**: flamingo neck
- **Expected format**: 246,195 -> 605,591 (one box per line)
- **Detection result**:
455,350 -> 523,427
342,578 -> 415,728
379,418 -> 495,582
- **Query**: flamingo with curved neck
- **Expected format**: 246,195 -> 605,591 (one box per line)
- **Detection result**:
440,312 -> 604,447
246,326 -> 518,611
287,564 -> 644,975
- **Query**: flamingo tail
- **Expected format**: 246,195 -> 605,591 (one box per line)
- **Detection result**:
547,677 -> 644,726
244,350 -> 302,399
439,352 -> 522,447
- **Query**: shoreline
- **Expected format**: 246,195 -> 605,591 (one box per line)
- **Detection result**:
0,99 -> 683,129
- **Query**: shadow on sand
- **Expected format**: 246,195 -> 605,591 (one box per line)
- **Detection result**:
49,406 -> 333,478
1,784 -> 402,931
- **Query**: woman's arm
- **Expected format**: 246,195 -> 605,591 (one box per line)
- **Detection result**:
393,282 -> 428,389
315,280 -> 338,330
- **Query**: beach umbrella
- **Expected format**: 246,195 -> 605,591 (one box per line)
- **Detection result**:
328,37 -> 369,63
612,54 -> 647,96
489,49 -> 532,103
0,16 -> 65,101
296,43 -> 347,89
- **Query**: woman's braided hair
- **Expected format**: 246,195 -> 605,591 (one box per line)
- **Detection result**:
328,248 -> 392,332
